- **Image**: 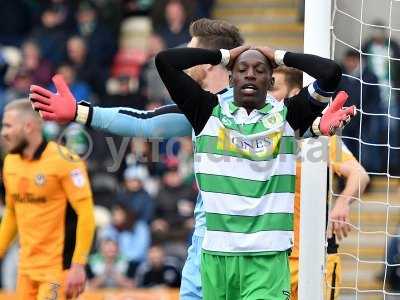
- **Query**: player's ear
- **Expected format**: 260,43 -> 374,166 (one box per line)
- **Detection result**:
23,119 -> 34,135
289,87 -> 301,97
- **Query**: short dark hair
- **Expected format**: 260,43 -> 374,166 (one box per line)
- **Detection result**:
274,66 -> 303,90
189,18 -> 244,50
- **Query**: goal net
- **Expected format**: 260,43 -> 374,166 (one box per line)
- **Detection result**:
328,0 -> 400,299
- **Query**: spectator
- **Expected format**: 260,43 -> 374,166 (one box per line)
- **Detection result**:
66,35 -> 108,97
117,165 -> 155,224
122,0 -> 155,17
75,0 -> 117,67
30,5 -> 70,65
135,244 -> 181,288
156,0 -> 191,48
362,22 -> 400,93
139,34 -> 171,104
20,40 -> 53,87
176,137 -> 194,185
125,135 -> 166,179
3,71 -> 32,104
100,202 -> 151,269
384,230 -> 400,292
37,0 -> 77,32
105,75 -> 147,109
194,0 -> 215,19
338,49 -> 384,172
87,237 -> 136,289
0,48 -> 22,110
152,157 -> 195,239
0,1 -> 33,47
362,22 -> 400,175
50,63 -> 92,102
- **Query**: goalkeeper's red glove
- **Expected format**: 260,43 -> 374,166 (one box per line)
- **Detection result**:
313,91 -> 356,136
29,75 -> 77,124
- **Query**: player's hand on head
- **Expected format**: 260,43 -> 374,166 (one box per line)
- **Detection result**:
227,45 -> 251,69
29,74 -> 77,124
329,197 -> 352,241
254,46 -> 278,68
319,91 -> 356,136
66,263 -> 86,299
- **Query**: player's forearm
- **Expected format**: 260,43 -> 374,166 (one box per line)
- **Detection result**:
339,166 -> 370,204
71,198 -> 96,265
86,105 -> 192,138
284,88 -> 327,135
154,47 -> 220,110
0,207 -> 18,257
283,52 -> 342,92
156,48 -> 221,73
155,48 -> 219,134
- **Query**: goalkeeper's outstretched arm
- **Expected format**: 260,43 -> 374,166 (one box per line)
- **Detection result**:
89,104 -> 192,138
29,75 -> 193,139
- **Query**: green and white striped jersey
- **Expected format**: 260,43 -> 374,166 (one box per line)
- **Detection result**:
194,95 -> 297,255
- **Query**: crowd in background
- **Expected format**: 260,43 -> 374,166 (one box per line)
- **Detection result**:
0,0 -> 399,292
338,25 -> 400,177
0,0 -> 214,290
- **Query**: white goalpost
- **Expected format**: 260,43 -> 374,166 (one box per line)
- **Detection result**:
298,1 -> 331,299
300,0 -> 400,299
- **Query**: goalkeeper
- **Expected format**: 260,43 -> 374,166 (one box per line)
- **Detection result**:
30,20 -> 354,299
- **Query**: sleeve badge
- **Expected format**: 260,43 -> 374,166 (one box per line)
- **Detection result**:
70,169 -> 85,188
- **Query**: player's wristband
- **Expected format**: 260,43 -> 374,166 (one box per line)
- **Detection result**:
220,49 -> 231,67
75,102 -> 92,125
274,50 -> 287,66
311,117 -> 322,136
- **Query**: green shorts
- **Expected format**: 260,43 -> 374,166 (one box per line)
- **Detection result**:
201,251 -> 290,300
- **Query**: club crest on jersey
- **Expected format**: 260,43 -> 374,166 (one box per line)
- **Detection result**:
35,174 -> 46,186
262,112 -> 284,129
70,169 -> 85,188
221,116 -> 232,127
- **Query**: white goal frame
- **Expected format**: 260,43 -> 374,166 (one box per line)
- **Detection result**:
298,0 -> 332,299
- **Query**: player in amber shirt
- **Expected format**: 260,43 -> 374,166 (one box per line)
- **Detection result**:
0,99 -> 96,300
271,67 -> 370,300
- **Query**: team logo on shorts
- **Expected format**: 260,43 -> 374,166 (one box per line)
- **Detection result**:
282,290 -> 290,300
35,174 -> 46,186
48,282 -> 61,300
70,169 -> 85,188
